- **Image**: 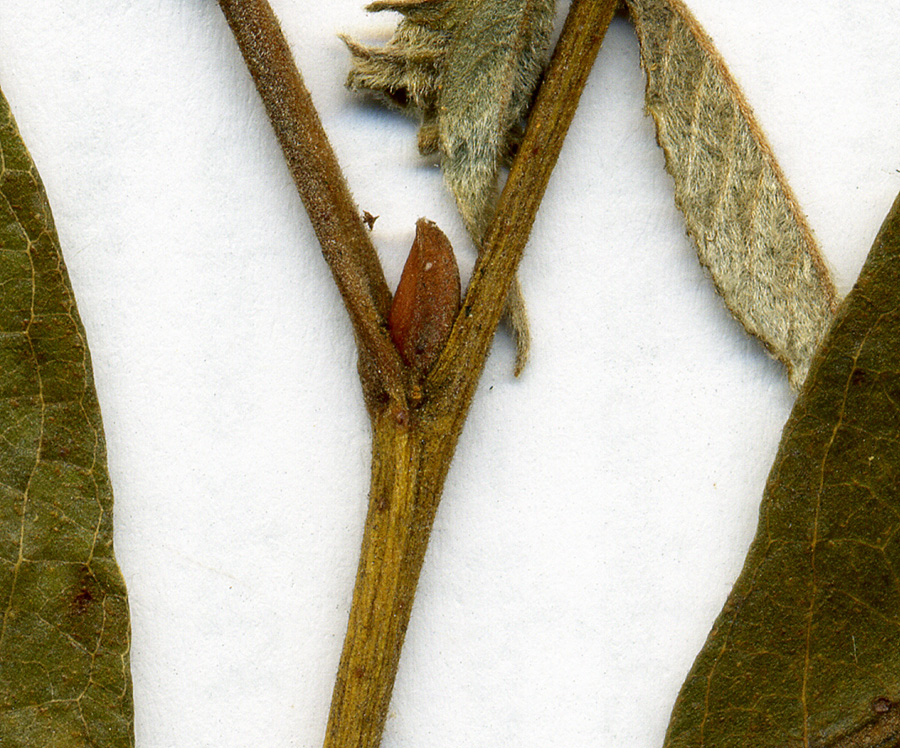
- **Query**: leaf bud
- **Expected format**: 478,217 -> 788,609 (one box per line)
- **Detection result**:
388,218 -> 461,374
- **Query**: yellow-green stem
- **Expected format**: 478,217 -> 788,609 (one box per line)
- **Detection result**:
324,408 -> 457,748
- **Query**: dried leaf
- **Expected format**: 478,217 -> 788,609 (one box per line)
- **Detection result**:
663,191 -> 900,748
627,0 -> 838,388
0,89 -> 133,745
344,0 -> 557,372
389,218 -> 461,373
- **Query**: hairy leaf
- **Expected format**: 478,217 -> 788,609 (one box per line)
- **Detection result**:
627,0 -> 838,388
663,190 -> 900,748
0,89 -> 133,746
344,0 -> 557,372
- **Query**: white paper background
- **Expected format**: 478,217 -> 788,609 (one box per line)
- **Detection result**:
2,2 -> 900,746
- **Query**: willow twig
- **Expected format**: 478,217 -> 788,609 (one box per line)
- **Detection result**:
218,0 -> 620,746
325,1 -> 621,745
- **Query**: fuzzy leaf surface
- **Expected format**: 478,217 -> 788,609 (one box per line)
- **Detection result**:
627,0 -> 838,388
0,88 -> 133,746
663,191 -> 900,748
345,0 -> 555,240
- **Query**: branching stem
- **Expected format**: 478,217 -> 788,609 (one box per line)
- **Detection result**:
217,0 -> 620,745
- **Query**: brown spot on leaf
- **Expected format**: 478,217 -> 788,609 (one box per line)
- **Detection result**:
70,569 -> 97,616
851,368 -> 869,387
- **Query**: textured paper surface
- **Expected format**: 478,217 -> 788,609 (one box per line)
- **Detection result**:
1,2 -> 899,747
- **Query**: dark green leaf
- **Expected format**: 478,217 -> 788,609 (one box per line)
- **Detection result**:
663,191 -> 900,748
0,88 -> 133,747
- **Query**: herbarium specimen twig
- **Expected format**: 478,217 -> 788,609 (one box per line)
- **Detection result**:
2,1 -> 897,746
218,0 -> 619,745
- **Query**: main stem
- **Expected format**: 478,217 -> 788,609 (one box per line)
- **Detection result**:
324,407 -> 457,748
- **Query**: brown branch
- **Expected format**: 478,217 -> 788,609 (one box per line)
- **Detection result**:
217,0 -> 407,408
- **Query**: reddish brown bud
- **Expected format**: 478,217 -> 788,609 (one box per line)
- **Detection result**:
388,218 -> 461,374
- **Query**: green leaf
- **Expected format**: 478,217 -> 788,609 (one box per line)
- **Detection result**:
663,190 -> 900,748
627,0 -> 838,389
0,88 -> 133,746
